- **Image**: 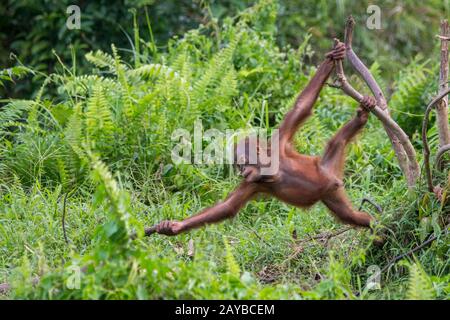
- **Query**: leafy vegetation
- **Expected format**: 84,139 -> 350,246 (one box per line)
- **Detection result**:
0,0 -> 448,299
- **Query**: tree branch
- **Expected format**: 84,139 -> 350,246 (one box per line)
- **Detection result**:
436,20 -> 450,147
422,87 -> 450,191
344,16 -> 388,110
380,227 -> 448,274
334,17 -> 420,187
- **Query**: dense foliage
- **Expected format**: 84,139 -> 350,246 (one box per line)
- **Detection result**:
1,0 -> 448,96
0,0 -> 448,299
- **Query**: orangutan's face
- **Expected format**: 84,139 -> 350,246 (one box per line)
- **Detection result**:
234,138 -> 262,182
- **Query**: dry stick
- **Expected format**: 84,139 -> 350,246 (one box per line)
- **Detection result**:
62,192 -> 69,244
287,227 -> 353,262
436,20 -> 450,147
422,88 -> 450,191
343,16 -> 420,187
380,227 -> 448,274
358,197 -> 383,213
297,227 -> 353,244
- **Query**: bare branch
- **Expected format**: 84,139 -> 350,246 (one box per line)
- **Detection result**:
380,227 -> 448,274
422,88 -> 450,191
344,16 -> 387,110
436,20 -> 450,147
335,16 -> 420,187
358,197 -> 383,213
62,192 -> 69,244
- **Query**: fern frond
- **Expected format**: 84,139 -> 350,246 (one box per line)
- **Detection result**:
223,235 -> 241,277
127,64 -> 182,82
407,262 -> 435,300
85,85 -> 114,148
64,75 -> 121,96
112,44 -> 134,118
87,150 -> 131,245
0,100 -> 34,131
390,58 -> 430,110
85,50 -> 117,72
192,34 -> 240,105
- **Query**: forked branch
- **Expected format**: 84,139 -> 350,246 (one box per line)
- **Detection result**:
334,17 -> 420,188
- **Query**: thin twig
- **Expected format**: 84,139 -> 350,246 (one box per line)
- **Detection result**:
297,227 -> 353,244
62,192 -> 69,244
358,197 -> 383,213
380,227 -> 448,274
287,227 -> 353,262
130,225 -> 157,240
61,187 -> 79,244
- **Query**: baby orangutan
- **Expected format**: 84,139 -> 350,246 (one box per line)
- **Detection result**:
145,40 -> 377,237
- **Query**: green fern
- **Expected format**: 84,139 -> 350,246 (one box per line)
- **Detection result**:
85,84 -> 114,151
0,100 -> 33,132
223,236 -> 241,277
407,262 -> 435,300
191,33 -> 240,106
85,50 -> 117,72
126,64 -> 183,82
88,151 -> 131,245
61,103 -> 85,184
111,44 -> 134,119
389,57 -> 433,135
64,75 -> 121,96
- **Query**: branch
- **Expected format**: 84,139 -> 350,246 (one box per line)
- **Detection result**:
436,20 -> 450,147
335,17 -> 420,187
334,58 -> 410,141
297,227 -> 353,245
380,227 -> 448,274
287,227 -> 353,261
62,192 -> 69,244
422,87 -> 450,191
358,197 -> 383,213
334,49 -> 416,185
344,16 -> 387,110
